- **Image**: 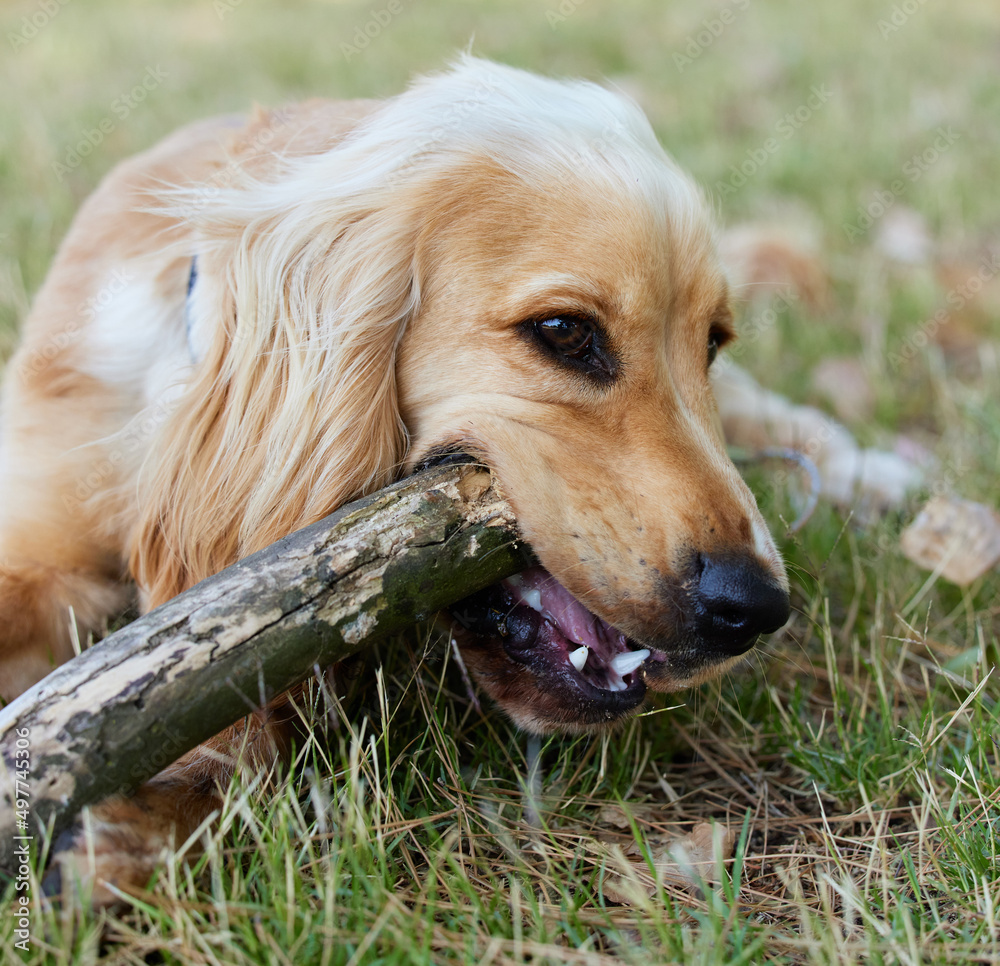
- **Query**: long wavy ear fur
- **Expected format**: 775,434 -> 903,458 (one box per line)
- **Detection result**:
131,55 -> 677,605
131,151 -> 423,606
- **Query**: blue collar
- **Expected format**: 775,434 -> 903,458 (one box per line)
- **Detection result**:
185,256 -> 198,361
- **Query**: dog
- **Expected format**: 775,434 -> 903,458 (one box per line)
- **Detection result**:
0,58 -> 790,904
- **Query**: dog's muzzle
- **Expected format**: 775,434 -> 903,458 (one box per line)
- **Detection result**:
448,553 -> 789,731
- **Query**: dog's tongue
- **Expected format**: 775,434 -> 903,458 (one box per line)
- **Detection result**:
449,563 -> 651,699
504,567 -> 627,653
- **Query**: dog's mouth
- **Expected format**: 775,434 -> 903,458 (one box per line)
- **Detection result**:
420,452 -> 787,732
449,566 -> 661,727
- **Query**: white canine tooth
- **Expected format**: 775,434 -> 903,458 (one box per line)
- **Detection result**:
607,674 -> 627,692
521,588 -> 543,612
609,649 -> 650,677
568,645 -> 589,672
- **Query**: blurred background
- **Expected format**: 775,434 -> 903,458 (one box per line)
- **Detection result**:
2,0 -> 998,476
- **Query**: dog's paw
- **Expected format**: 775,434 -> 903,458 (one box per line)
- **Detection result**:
42,797 -> 177,910
43,825 -> 154,910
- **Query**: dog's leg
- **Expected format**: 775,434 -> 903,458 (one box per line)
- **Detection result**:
0,368 -> 133,703
46,703 -> 295,908
0,560 -> 126,703
2,362 -> 300,907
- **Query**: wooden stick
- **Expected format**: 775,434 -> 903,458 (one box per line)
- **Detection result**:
0,463 -> 530,868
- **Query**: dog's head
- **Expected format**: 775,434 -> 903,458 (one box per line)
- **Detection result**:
393,62 -> 789,733
152,58 -> 788,734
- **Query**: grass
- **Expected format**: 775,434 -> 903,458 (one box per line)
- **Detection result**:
1,0 -> 999,962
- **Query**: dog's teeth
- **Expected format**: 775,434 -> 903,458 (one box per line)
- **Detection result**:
609,649 -> 650,677
568,645 -> 589,671
607,674 -> 627,692
521,588 -> 543,612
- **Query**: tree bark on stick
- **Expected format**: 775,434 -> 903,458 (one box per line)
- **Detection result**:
0,463 -> 530,869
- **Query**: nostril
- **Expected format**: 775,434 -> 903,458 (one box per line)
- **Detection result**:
694,554 -> 790,655
713,602 -> 748,628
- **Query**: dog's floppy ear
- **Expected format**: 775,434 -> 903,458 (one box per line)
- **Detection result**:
132,168 -> 422,606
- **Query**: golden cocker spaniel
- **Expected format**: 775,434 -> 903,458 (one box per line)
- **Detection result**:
0,58 -> 789,903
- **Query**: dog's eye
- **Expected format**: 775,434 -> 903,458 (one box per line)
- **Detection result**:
526,314 -> 617,382
534,317 -> 595,359
707,330 -> 726,367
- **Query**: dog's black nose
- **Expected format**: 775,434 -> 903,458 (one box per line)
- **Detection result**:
692,554 -> 790,656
